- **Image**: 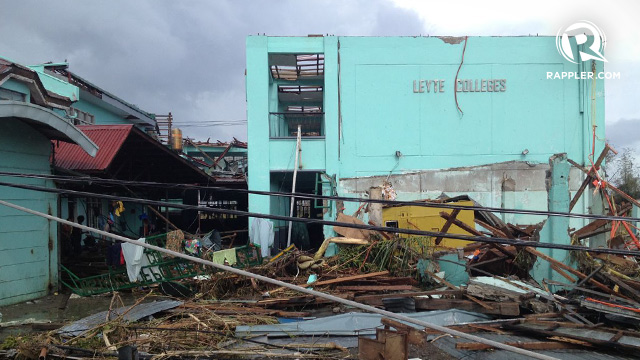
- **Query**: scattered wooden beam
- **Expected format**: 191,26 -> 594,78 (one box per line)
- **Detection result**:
336,285 -> 414,292
381,317 -> 428,345
435,208 -> 461,245
600,271 -> 640,302
474,219 -> 508,238
572,203 -> 631,239
569,144 -> 611,211
355,290 -> 464,306
425,269 -> 494,311
314,237 -> 370,260
309,270 -> 389,287
525,247 -> 614,295
414,298 -> 520,316
440,212 -> 515,257
456,341 -> 578,351
568,158 -> 640,209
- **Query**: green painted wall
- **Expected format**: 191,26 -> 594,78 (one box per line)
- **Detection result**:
1,78 -> 31,102
0,118 -> 58,306
28,65 -> 80,101
71,99 -> 129,125
246,36 -> 605,241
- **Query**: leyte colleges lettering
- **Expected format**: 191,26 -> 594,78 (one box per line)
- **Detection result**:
412,79 -> 507,93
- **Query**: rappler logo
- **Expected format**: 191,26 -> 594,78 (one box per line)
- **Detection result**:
556,21 -> 607,63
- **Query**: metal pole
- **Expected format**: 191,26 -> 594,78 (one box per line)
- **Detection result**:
0,198 -> 559,360
286,125 -> 302,247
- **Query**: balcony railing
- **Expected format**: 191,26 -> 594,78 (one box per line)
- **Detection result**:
269,112 -> 324,138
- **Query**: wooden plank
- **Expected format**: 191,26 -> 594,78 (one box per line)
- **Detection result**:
441,212 -> 515,257
440,211 -> 483,236
504,323 -> 640,353
314,237 -> 370,260
456,341 -> 577,351
424,322 -> 508,335
474,219 -> 508,238
355,290 -> 464,306
600,271 -> 640,302
572,203 -> 631,238
610,331 -> 624,343
310,270 -> 389,287
569,145 -> 610,211
358,337 -> 385,360
525,247 -> 614,295
378,329 -> 408,360
381,318 -> 428,346
414,298 -> 520,316
178,304 -> 311,318
336,285 -> 413,292
425,269 -> 494,311
435,208 -> 460,245
568,158 -> 640,209
550,263 -> 578,283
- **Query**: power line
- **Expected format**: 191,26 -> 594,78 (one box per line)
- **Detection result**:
2,171 -> 640,223
0,198 -> 558,360
1,179 -> 639,257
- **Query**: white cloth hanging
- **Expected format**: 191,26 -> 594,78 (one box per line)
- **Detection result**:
250,218 -> 274,257
121,238 -> 146,282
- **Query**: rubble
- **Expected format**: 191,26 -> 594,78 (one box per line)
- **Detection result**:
2,146 -> 640,360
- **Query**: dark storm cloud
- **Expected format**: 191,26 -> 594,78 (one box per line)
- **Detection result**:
607,118 -> 640,149
0,0 -> 424,140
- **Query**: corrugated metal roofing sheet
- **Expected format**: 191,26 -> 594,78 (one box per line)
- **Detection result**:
57,300 -> 182,337
55,125 -> 133,171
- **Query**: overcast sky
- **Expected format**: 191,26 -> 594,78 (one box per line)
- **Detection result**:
1,0 -> 638,153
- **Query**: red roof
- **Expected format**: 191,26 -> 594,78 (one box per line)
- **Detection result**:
55,125 -> 133,171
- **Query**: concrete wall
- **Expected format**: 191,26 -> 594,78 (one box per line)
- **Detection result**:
246,36 -> 606,236
1,78 -> 31,102
0,118 -> 58,306
71,98 -> 129,125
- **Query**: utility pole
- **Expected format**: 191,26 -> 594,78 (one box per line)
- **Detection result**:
287,125 -> 302,247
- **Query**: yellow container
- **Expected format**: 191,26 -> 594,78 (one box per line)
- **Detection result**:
382,200 -> 475,249
171,128 -> 183,151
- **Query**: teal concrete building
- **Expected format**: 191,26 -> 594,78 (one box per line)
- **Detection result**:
28,63 -> 166,240
0,58 -> 98,306
246,36 -> 606,282
30,63 -> 157,135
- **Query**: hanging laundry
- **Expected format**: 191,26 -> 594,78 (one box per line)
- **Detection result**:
250,218 -> 274,258
114,201 -> 125,216
121,238 -> 146,282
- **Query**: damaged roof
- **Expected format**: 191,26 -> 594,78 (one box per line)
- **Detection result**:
54,124 -> 214,184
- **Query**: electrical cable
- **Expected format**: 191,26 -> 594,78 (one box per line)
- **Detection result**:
1,179 -> 640,257
0,198 -> 560,360
454,36 -> 468,116
1,171 -> 639,223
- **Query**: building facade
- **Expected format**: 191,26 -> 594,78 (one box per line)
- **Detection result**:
0,58 -> 98,305
246,36 -> 606,279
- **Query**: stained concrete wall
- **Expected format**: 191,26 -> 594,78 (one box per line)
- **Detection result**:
246,36 -> 606,249
339,160 -> 585,225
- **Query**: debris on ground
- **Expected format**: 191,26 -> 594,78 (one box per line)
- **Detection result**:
3,145 -> 640,359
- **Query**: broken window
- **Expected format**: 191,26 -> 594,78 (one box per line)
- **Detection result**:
269,54 -> 324,138
269,54 -> 324,80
